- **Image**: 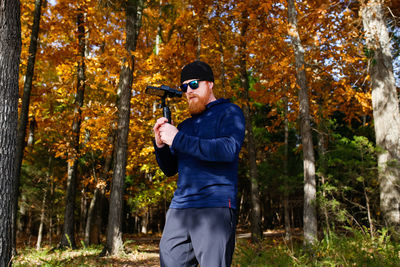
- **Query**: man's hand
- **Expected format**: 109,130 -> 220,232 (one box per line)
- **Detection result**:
153,117 -> 168,148
159,122 -> 179,146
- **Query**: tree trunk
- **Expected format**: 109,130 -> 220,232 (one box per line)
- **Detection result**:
18,194 -> 26,236
48,163 -> 55,246
141,210 -> 149,234
317,110 -> 330,235
12,0 -> 43,255
239,10 -> 262,242
36,188 -> 47,250
85,187 -> 98,245
155,0 -> 161,56
61,9 -> 86,248
80,188 -> 87,235
84,153 -> 98,245
287,0 -> 317,245
27,116 -> 37,147
283,95 -> 292,242
363,180 -> 375,238
196,20 -> 201,60
215,2 -> 226,96
360,0 -> 400,235
0,0 -> 21,264
104,0 -> 144,255
36,157 -> 52,250
85,147 -> 112,246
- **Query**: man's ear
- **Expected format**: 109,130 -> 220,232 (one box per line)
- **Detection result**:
208,81 -> 214,90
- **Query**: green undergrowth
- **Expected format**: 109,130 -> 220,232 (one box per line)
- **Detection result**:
232,229 -> 400,267
13,229 -> 400,266
14,245 -> 105,267
13,238 -> 160,266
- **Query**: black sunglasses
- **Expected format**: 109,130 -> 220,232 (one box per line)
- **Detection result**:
180,80 -> 203,92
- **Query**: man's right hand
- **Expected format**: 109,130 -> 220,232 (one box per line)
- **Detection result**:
153,117 -> 169,148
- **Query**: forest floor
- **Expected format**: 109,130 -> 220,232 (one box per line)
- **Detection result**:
14,234 -> 161,266
14,229 -> 301,266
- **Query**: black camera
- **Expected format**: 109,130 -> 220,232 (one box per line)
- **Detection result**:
145,85 -> 182,123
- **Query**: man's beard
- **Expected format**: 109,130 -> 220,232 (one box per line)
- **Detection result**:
188,91 -> 209,115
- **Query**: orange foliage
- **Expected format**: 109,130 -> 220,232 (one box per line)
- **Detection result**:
19,0 -> 374,209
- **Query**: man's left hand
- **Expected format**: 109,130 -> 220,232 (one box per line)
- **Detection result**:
159,123 -> 179,146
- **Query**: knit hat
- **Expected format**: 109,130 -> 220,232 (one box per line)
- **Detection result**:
180,61 -> 214,84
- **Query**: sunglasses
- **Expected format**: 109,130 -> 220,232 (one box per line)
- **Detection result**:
180,80 -> 203,93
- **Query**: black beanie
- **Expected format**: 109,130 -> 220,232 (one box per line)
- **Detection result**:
180,61 -> 214,84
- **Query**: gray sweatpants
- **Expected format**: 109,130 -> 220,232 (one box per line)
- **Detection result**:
159,207 -> 237,267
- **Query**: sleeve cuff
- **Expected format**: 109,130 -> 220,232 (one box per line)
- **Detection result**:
171,131 -> 183,151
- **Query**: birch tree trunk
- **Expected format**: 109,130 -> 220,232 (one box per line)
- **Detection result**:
240,10 -> 262,242
104,0 -> 143,255
360,0 -> 400,233
0,0 -> 21,264
60,9 -> 86,248
287,0 -> 317,245
13,0 -> 43,255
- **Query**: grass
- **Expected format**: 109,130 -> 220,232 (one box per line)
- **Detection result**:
14,229 -> 400,266
13,235 -> 160,267
232,228 -> 400,266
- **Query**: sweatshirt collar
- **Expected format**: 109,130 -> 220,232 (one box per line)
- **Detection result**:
190,98 -> 231,118
206,98 -> 230,109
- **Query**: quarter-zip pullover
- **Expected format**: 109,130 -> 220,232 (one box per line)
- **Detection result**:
154,98 -> 245,209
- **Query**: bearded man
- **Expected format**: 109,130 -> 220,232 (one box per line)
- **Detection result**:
153,60 -> 245,267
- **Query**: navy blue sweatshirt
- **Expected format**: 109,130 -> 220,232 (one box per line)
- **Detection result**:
154,98 -> 245,209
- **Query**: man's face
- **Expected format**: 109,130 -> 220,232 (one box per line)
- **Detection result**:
183,79 -> 214,115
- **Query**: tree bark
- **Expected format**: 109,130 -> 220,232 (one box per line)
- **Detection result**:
12,0 -> 43,255
287,0 -> 317,245
104,0 -> 144,255
239,10 -> 262,242
61,8 -> 86,248
360,0 -> 400,235
0,0 -> 21,264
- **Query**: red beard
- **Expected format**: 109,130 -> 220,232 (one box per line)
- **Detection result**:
188,92 -> 210,115
186,82 -> 213,115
